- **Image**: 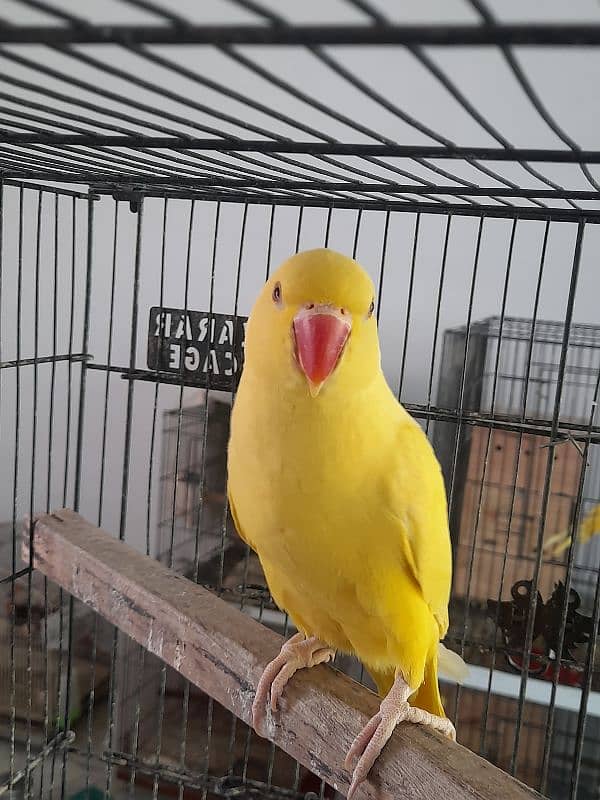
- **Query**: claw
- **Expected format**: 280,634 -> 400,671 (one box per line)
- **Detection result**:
344,712 -> 381,769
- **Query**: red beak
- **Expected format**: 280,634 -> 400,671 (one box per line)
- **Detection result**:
293,305 -> 351,396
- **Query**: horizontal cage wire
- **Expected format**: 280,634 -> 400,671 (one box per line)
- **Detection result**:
0,2 -> 600,800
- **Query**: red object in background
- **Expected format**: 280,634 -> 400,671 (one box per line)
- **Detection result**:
507,646 -> 584,688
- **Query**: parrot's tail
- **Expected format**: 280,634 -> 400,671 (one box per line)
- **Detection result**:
367,645 -> 468,718
367,666 -> 395,698
369,661 -> 445,717
437,642 -> 469,684
409,655 -> 445,717
412,645 -> 468,717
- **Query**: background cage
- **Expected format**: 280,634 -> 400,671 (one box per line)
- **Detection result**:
436,317 -> 600,666
1,1 -> 600,799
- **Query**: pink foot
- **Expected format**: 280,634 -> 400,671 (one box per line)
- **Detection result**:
252,632 -> 335,734
344,672 -> 455,799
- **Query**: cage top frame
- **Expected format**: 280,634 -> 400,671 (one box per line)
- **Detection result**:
446,318 -> 600,349
2,0 -> 600,221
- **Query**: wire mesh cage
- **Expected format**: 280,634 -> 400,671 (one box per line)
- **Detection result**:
436,316 -> 600,653
1,2 -> 600,800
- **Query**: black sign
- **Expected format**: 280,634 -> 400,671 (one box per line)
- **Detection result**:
147,307 -> 247,391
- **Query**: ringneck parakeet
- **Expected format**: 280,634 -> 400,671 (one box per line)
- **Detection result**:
543,502 -> 600,557
227,248 -> 466,797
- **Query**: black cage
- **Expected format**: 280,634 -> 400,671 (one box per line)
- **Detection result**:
1,3 -> 600,800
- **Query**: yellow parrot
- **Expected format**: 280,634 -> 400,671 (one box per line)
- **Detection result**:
227,249 -> 466,796
543,502 -> 600,557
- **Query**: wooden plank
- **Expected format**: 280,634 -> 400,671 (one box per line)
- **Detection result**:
22,509 -> 545,800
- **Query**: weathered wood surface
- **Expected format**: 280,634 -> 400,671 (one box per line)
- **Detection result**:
23,510 -> 545,800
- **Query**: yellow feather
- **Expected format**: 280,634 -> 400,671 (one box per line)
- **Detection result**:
543,502 -> 600,557
227,248 -> 465,713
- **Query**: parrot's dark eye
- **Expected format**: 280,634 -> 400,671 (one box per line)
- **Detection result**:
367,299 -> 375,318
272,282 -> 282,306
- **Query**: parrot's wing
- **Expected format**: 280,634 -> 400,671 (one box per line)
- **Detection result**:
227,488 -> 256,553
384,420 -> 452,637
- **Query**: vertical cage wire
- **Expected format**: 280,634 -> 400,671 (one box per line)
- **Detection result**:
0,183 -> 93,799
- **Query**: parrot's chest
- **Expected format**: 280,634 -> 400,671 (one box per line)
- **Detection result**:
227,376 -> 446,666
228,399 -> 396,644
231,400 -> 374,556
229,376 -> 432,663
237,464 -> 410,660
244,475 -> 377,648
239,443 -> 367,570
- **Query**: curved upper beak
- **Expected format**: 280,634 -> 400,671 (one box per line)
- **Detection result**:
292,304 -> 351,397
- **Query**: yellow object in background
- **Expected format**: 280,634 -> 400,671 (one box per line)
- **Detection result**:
544,503 -> 600,557
227,248 -> 466,796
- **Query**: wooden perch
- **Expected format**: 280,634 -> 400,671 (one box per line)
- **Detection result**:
23,510 -> 544,800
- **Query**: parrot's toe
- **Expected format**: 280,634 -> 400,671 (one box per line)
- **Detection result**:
345,701 -> 411,799
344,674 -> 456,798
252,633 -> 335,735
343,712 -> 382,769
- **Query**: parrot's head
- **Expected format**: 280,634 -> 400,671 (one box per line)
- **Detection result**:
245,248 -> 380,398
